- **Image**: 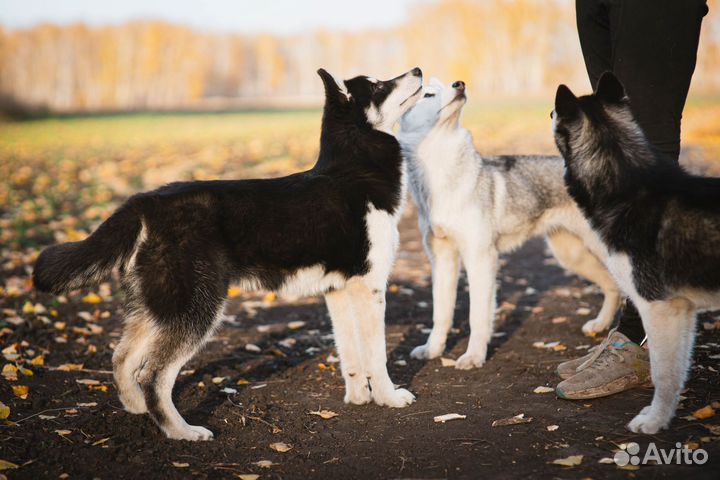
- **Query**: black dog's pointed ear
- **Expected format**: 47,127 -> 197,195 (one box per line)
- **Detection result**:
317,68 -> 348,105
595,71 -> 626,104
555,84 -> 579,117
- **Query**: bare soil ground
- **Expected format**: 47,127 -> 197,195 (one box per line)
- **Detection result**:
2,208 -> 720,479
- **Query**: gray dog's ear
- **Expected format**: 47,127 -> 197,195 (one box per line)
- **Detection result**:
555,84 -> 579,118
317,68 -> 348,105
595,71 -> 626,104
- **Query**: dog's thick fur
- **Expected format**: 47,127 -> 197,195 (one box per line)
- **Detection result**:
398,79 -> 620,369
33,67 -> 424,440
553,71 -> 720,433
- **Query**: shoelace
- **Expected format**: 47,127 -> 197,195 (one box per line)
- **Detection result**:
589,345 -> 625,369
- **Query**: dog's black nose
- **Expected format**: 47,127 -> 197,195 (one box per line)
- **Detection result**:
411,67 -> 422,77
452,80 -> 465,91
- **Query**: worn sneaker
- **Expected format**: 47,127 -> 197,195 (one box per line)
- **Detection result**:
556,330 -> 650,400
556,344 -> 602,380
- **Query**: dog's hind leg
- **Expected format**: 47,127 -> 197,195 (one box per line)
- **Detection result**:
455,247 -> 499,369
546,230 -> 621,335
325,287 -> 372,405
112,312 -> 152,414
628,297 -> 696,434
136,310 -> 222,441
411,233 -> 460,360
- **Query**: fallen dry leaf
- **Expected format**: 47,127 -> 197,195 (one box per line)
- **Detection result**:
269,442 -> 293,452
546,425 -> 559,431
492,413 -> 532,427
81,293 -> 102,304
12,385 -> 28,399
172,462 -> 189,468
693,405 -> 716,420
434,413 -> 466,423
551,454 -> 583,467
440,358 -> 456,367
227,286 -> 242,298
254,460 -> 275,468
0,401 -> 9,420
76,378 -> 100,385
533,386 -> 554,394
236,475 -> 259,480
55,429 -> 72,436
0,459 -> 19,471
308,409 -> 339,419
2,364 -> 18,381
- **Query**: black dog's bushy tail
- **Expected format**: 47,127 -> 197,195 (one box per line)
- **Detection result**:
33,202 -> 143,294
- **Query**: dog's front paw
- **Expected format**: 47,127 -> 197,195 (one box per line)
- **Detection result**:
455,350 -> 486,370
410,342 -> 444,360
627,406 -> 670,434
582,317 -> 610,336
373,387 -> 416,408
164,424 -> 214,441
344,379 -> 372,405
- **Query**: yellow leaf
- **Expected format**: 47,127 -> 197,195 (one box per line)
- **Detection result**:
551,455 -> 583,467
57,363 -> 84,371
11,385 -> 28,399
236,379 -> 250,385
236,475 -> 259,480
269,442 -> 292,452
227,286 -> 242,298
1,366 -> 17,381
0,459 -> 19,471
21,301 -> 34,314
692,405 -> 716,420
18,367 -> 33,377
0,401 -> 10,420
82,293 -> 102,304
30,355 -> 45,366
54,321 -> 66,330
263,292 -> 277,303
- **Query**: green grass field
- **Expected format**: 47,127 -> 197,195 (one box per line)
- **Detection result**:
2,99 -> 719,250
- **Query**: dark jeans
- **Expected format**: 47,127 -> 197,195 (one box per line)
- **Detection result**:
575,0 -> 708,343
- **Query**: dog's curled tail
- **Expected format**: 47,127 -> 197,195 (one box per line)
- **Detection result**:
33,201 -> 143,294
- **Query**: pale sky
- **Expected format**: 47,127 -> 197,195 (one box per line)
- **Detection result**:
0,0 -> 424,33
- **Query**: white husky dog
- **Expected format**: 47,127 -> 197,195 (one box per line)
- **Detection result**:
398,79 -> 621,369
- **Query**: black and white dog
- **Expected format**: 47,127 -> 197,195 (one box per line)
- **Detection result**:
34,67 -> 423,440
553,71 -> 720,433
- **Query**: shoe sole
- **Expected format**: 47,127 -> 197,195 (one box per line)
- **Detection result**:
556,374 -> 651,400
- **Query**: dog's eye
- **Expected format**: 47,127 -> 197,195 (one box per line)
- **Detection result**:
424,93 -> 435,98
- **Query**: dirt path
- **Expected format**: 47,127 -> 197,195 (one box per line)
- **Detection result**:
2,207 -> 719,479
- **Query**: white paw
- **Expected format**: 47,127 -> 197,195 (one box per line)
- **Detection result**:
582,318 -> 610,335
344,379 -> 372,405
455,350 -> 486,370
627,407 -> 670,434
372,387 -> 416,408
164,424 -> 214,441
118,391 -> 148,415
410,342 -> 444,360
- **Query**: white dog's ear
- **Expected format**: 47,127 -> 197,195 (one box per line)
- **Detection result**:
429,77 -> 444,88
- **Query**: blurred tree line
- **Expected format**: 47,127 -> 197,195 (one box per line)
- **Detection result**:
1,0 -> 718,114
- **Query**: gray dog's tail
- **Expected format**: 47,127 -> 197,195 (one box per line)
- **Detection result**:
33,202 -> 143,294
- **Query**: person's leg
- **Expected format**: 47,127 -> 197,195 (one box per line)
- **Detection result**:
576,0 -> 707,346
610,0 -> 708,162
610,0 -> 707,342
